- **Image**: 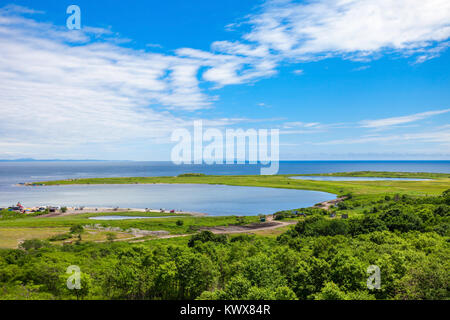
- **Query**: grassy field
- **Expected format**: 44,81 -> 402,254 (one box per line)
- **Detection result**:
0,212 -> 259,231
295,171 -> 450,179
251,224 -> 292,237
0,211 -> 261,248
0,227 -> 139,248
0,227 -> 69,248
32,171 -> 450,196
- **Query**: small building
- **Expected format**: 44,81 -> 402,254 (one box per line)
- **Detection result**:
341,214 -> 349,219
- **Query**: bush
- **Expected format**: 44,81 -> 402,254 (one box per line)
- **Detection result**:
380,208 -> 423,232
177,173 -> 206,177
188,231 -> 228,247
337,202 -> 349,210
70,224 -> 84,234
20,239 -> 50,250
235,216 -> 246,225
289,216 -> 349,237
230,234 -> 255,242
434,205 -> 449,217
48,233 -> 72,242
106,232 -> 117,242
176,220 -> 184,226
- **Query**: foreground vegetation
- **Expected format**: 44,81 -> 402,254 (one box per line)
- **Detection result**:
0,172 -> 448,300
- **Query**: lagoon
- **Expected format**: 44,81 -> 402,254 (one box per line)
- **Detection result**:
0,183 -> 335,216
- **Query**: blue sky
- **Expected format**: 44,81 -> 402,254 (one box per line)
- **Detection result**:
0,0 -> 449,160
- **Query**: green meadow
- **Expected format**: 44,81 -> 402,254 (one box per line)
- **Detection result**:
34,171 -> 450,196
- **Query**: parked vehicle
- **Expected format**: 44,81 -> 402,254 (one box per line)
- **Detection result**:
48,206 -> 60,212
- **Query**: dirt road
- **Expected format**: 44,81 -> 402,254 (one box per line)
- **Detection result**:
314,196 -> 347,210
129,219 -> 297,242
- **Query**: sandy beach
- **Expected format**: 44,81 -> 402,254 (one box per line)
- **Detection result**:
36,206 -> 207,217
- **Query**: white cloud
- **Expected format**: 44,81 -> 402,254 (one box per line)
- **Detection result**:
360,109 -> 450,128
1,3 -> 44,15
283,121 -> 321,129
176,46 -> 278,87
315,130 -> 450,145
146,43 -> 163,48
240,0 -> 450,62
0,7 -> 268,158
353,65 -> 370,71
1,2 -> 449,159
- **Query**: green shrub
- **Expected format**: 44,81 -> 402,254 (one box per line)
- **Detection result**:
188,231 -> 228,247
70,224 -> 84,234
48,233 -> 72,241
19,239 -> 50,250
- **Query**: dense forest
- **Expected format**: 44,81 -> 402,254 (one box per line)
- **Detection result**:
0,190 -> 449,300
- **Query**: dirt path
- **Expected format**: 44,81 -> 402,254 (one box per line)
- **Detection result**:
314,196 -> 347,210
94,234 -> 146,243
199,220 -> 296,234
129,219 -> 297,243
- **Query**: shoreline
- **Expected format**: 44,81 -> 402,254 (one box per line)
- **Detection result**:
34,207 -> 208,218
7,171 -> 449,219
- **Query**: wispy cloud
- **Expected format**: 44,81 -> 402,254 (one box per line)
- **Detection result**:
0,6 -> 273,158
353,65 -> 370,71
283,121 -> 321,129
315,130 -> 450,145
2,3 -> 44,14
1,2 -> 449,159
360,109 -> 450,128
228,0 -> 450,63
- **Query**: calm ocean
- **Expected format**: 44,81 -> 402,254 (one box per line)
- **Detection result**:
0,160 -> 449,186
